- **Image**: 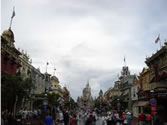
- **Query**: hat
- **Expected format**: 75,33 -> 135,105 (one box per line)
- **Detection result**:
126,112 -> 131,115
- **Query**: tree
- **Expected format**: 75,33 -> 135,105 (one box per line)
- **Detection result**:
47,93 -> 61,107
1,72 -> 35,112
109,96 -> 126,111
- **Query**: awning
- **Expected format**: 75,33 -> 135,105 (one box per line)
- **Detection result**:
134,101 -> 149,107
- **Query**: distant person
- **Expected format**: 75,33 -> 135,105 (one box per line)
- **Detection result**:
145,114 -> 152,125
138,112 -> 146,125
45,112 -> 54,125
106,112 -> 112,125
57,108 -> 64,125
73,114 -> 78,125
63,110 -> 69,125
111,112 -> 116,125
125,112 -> 132,125
153,113 -> 160,125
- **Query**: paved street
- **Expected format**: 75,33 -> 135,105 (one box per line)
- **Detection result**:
78,117 -> 103,125
78,116 -> 138,125
78,116 -> 139,125
8,115 -> 139,125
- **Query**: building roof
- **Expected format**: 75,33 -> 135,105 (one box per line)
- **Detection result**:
2,28 -> 15,42
145,42 -> 167,65
51,76 -> 59,82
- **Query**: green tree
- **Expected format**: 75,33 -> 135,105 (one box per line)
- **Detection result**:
47,93 -> 61,107
1,72 -> 35,112
110,96 -> 126,111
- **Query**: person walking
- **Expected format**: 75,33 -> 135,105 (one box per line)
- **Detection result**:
153,113 -> 160,125
106,112 -> 112,125
63,110 -> 69,125
138,112 -> 146,125
73,114 -> 78,125
145,113 -> 152,125
45,112 -> 54,125
125,112 -> 132,125
57,109 -> 64,125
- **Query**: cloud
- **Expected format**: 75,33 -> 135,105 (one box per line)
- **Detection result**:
2,0 -> 167,100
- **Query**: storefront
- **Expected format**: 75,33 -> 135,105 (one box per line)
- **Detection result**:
150,87 -> 167,123
132,100 -> 149,117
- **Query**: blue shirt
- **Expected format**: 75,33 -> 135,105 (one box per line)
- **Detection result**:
45,116 -> 53,125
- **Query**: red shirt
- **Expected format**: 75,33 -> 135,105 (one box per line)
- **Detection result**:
145,114 -> 152,121
70,120 -> 73,125
122,114 -> 126,119
138,113 -> 146,121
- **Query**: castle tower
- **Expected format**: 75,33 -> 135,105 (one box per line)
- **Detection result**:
77,80 -> 94,108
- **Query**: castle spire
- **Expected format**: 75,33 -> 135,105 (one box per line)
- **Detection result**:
86,80 -> 90,88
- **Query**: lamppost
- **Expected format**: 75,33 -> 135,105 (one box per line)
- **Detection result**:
117,98 -> 121,112
43,93 -> 48,112
30,94 -> 35,110
13,95 -> 18,119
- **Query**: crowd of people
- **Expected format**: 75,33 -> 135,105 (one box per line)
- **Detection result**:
100,111 -> 132,125
1,107 -> 162,125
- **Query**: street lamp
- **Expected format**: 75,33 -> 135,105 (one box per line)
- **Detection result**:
117,98 -> 121,112
150,89 -> 154,97
13,95 -> 18,119
43,93 -> 48,112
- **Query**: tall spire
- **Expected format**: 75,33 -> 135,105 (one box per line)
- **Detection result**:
86,79 -> 90,88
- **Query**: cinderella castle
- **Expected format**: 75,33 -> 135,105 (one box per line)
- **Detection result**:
77,81 -> 94,108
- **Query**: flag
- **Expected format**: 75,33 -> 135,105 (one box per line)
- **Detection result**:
11,7 -> 15,18
47,62 -> 49,65
155,35 -> 160,44
54,68 -> 56,70
124,57 -> 125,62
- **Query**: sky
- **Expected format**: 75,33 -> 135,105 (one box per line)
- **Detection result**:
1,0 -> 167,100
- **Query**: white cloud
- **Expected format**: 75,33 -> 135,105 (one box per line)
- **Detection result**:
2,0 -> 167,100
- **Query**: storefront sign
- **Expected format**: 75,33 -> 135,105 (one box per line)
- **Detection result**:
151,92 -> 167,98
150,98 -> 157,116
154,87 -> 167,91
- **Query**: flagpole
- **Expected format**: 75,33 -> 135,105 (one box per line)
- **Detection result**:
124,56 -> 126,66
125,58 -> 126,66
9,18 -> 13,29
159,39 -> 162,49
53,68 -> 56,76
159,34 -> 161,49
46,64 -> 47,73
46,62 -> 48,73
9,6 -> 15,29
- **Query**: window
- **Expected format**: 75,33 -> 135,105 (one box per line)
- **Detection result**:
134,94 -> 136,97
